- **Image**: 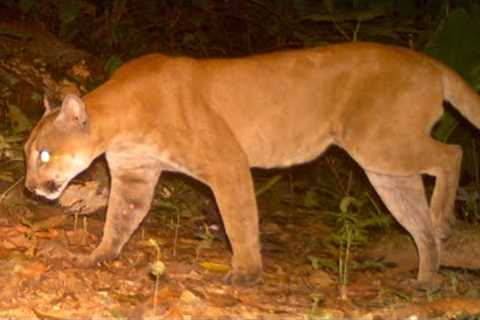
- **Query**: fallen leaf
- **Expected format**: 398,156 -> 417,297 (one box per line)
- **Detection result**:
180,290 -> 201,304
32,215 -> 67,231
308,269 -> 335,289
13,261 -> 47,280
199,261 -> 230,273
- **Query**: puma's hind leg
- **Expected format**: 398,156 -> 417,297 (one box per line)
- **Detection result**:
365,172 -> 438,284
349,135 -> 462,284
428,144 -> 462,240
341,77 -> 463,246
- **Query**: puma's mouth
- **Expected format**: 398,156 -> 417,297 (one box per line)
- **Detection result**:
34,179 -> 69,200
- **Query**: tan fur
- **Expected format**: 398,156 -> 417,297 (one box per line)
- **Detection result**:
24,42 -> 480,286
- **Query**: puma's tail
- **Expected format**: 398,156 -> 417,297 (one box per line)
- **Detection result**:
439,63 -> 480,128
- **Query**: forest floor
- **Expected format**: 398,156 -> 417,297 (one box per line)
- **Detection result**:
0,176 -> 480,319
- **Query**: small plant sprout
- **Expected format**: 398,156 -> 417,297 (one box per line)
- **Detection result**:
195,223 -> 215,261
148,238 -> 166,315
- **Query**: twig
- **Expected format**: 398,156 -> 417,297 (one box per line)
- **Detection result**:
332,20 -> 351,41
173,210 -> 180,257
255,174 -> 282,197
325,156 -> 347,196
247,0 -> 310,39
301,7 -> 388,23
0,176 -> 24,204
353,20 -> 361,42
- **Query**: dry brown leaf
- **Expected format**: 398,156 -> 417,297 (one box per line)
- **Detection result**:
13,261 -> 47,279
1,232 -> 31,249
58,79 -> 81,97
180,289 -> 201,304
70,60 -> 91,80
34,229 -> 60,239
32,214 -> 67,231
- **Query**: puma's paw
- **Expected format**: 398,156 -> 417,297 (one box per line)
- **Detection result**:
223,268 -> 263,287
400,274 -> 443,292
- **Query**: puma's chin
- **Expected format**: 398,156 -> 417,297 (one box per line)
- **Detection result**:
35,189 -> 62,200
34,180 -> 69,200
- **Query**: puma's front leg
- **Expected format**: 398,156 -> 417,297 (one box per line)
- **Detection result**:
72,155 -> 161,267
208,163 -> 263,286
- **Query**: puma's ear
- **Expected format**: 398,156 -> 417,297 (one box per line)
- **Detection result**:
43,95 -> 53,114
55,94 -> 89,129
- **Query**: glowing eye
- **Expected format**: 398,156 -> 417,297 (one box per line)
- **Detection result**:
39,150 -> 51,163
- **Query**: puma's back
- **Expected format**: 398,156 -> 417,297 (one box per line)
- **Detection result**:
87,42 -> 475,168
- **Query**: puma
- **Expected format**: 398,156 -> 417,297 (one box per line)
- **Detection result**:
24,42 -> 480,286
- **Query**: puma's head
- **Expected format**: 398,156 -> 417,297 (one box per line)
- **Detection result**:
24,95 -> 96,200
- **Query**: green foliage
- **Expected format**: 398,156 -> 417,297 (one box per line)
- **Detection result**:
308,255 -> 337,273
4,0 -> 457,58
58,1 -> 82,25
7,104 -> 32,134
458,184 -> 480,223
194,224 -> 216,261
147,238 -> 166,317
423,6 -> 480,222
18,0 -> 34,14
425,7 -> 480,91
308,292 -> 326,319
433,112 -> 458,143
104,55 -> 123,77
6,0 -> 480,228
327,194 -> 390,249
427,7 -> 480,142
321,192 -> 390,298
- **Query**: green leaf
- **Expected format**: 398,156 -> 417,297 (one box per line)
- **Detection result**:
307,255 -> 336,272
18,0 -> 34,14
339,196 -> 360,213
7,104 -> 32,133
304,189 -> 321,208
104,55 -> 123,77
432,111 -> 458,142
58,1 -> 81,24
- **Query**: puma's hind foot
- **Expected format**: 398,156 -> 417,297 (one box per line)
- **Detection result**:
400,273 -> 443,292
223,267 -> 263,287
66,248 -> 118,268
